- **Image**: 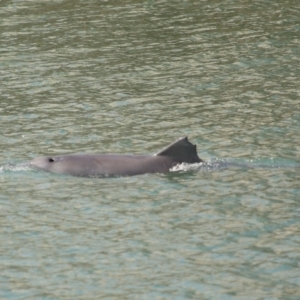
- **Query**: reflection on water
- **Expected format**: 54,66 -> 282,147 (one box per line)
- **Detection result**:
0,0 -> 299,299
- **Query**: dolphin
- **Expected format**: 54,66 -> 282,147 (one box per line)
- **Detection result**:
29,137 -> 203,177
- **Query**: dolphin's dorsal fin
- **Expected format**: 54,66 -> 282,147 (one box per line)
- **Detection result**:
156,137 -> 203,163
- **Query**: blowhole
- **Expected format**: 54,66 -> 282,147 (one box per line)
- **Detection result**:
48,158 -> 54,163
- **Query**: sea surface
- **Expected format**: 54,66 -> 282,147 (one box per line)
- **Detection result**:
0,0 -> 299,299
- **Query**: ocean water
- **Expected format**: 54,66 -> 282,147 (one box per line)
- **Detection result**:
0,0 -> 299,299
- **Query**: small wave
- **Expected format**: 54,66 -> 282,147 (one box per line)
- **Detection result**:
170,162 -> 198,172
0,162 -> 31,173
170,158 -> 300,173
170,160 -> 230,173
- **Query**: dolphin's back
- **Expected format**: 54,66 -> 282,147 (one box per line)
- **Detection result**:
63,154 -> 174,176
30,154 -> 175,177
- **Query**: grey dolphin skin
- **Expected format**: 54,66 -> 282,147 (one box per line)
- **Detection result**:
30,137 -> 203,177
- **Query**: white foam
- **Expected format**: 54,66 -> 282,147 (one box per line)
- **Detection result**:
170,162 -> 204,172
0,163 -> 31,172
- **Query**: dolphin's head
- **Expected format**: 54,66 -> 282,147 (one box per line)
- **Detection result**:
30,156 -> 64,173
30,155 -> 91,176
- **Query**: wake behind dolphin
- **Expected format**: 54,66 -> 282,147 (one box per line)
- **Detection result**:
29,137 -> 203,177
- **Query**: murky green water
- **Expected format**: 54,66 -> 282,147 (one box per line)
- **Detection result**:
1,0 -> 299,299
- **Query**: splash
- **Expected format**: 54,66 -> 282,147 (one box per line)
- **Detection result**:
170,160 -> 234,173
170,158 -> 300,173
170,162 -> 210,172
0,162 -> 31,173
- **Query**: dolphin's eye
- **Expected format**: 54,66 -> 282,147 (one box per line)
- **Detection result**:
48,158 -> 55,163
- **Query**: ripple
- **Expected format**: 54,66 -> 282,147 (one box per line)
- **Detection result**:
1,0 -> 300,298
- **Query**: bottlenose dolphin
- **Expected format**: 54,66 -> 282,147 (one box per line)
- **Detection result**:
30,137 -> 203,177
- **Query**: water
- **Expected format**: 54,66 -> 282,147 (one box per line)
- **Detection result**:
0,0 -> 299,299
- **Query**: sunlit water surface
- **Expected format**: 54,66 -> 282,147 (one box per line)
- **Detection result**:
0,0 -> 299,299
